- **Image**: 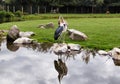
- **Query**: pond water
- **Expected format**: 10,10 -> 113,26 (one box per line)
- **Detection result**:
0,38 -> 120,84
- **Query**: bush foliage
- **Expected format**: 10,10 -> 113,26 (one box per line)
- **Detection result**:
0,11 -> 23,23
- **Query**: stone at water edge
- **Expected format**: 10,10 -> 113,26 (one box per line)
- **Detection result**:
52,43 -> 68,53
13,37 -> 34,44
67,43 -> 81,51
51,43 -> 81,54
108,47 -> 120,60
98,47 -> 120,60
7,25 -> 20,41
98,50 -> 108,55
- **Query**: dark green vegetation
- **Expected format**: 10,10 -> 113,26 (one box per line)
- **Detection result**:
0,0 -> 120,13
0,10 -> 23,23
0,14 -> 120,50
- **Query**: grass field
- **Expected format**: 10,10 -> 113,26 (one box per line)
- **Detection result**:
0,14 -> 120,49
22,14 -> 120,20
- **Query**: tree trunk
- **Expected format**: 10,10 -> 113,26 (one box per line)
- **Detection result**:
13,6 -> 15,12
37,6 -> 40,14
92,6 -> 94,13
81,7 -> 83,13
51,7 -> 53,13
21,6 -> 23,13
44,6 -> 46,13
3,4 -> 5,11
30,5 -> 32,14
67,7 -> 68,13
74,7 -> 77,13
7,5 -> 9,12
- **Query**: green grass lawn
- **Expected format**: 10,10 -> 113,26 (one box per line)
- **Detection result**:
0,14 -> 120,49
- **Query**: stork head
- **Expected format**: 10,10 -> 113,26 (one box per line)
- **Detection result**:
58,16 -> 68,31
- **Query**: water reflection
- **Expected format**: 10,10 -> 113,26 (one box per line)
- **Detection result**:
54,59 -> 68,84
112,58 -> 120,66
81,49 -> 91,64
0,38 -> 120,84
7,41 -> 19,51
6,40 -> 53,53
0,37 -> 5,51
54,50 -> 81,60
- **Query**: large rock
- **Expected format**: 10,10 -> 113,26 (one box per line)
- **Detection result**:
51,43 -> 81,56
38,22 -> 54,29
19,31 -> 35,37
52,43 -> 68,54
98,50 -> 108,55
7,25 -> 20,41
108,47 -> 120,60
67,29 -> 88,41
67,43 -> 81,51
13,37 -> 34,44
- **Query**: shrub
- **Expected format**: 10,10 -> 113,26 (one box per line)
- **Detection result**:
0,11 -> 6,23
0,5 -> 3,11
5,12 -> 15,22
14,10 -> 23,17
0,11 -> 15,23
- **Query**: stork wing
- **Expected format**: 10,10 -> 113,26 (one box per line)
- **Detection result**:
54,26 -> 63,40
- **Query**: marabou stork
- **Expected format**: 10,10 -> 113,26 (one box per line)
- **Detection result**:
54,16 -> 68,42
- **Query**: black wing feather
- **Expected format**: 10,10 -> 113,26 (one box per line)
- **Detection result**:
54,26 -> 63,40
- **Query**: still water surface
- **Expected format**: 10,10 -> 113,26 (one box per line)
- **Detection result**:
0,39 -> 120,84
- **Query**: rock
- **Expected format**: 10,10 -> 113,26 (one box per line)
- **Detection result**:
66,50 -> 80,56
109,47 -> 120,60
13,37 -> 34,44
19,31 -> 35,37
67,43 -> 81,51
0,30 -> 5,37
51,43 -> 81,56
98,50 -> 108,55
7,25 -> 20,41
38,24 -> 45,29
52,43 -> 68,54
38,22 -> 54,29
67,29 -> 88,41
45,22 -> 54,28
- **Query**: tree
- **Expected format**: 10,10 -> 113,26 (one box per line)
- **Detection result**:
92,0 -> 104,13
4,0 -> 12,12
37,0 -> 51,13
0,0 -> 120,13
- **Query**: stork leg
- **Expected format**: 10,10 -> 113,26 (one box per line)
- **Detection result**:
58,35 -> 63,43
62,32 -> 67,43
57,31 -> 67,43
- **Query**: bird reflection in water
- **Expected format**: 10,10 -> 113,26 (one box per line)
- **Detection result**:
54,59 -> 68,84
